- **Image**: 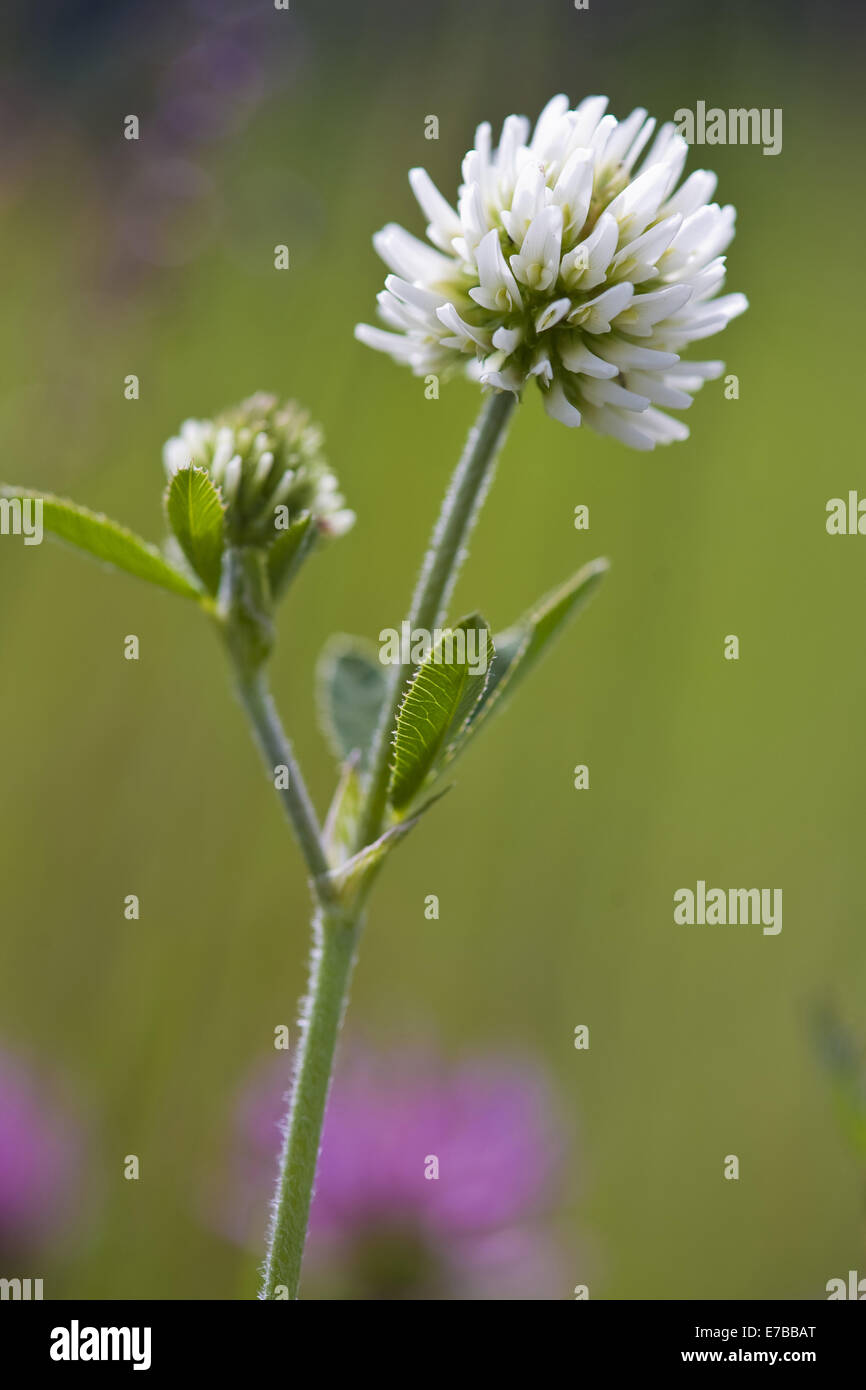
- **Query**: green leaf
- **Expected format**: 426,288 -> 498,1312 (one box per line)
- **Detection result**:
267,512 -> 315,599
165,467 -> 226,595
330,786 -> 451,904
388,615 -> 492,810
0,485 -> 203,599
450,557 -> 609,763
323,755 -> 364,867
317,636 -> 388,769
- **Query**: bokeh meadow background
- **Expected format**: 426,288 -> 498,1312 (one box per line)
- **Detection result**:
1,0 -> 865,1298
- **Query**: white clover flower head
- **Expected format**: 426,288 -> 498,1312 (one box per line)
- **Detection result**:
355,95 -> 748,450
163,392 -> 354,543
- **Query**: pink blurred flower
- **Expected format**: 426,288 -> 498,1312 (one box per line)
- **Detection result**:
221,1044 -> 571,1299
0,1051 -> 84,1257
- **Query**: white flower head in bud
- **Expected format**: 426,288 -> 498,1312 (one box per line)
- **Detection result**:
355,95 -> 747,450
162,393 -> 354,543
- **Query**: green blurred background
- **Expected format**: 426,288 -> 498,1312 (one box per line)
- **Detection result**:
1,0 -> 865,1298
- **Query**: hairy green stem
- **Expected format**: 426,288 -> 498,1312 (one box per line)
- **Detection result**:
230,666 -> 354,1299
234,670 -> 336,905
233,389 -> 517,1298
261,908 -> 358,1299
357,389 -> 517,849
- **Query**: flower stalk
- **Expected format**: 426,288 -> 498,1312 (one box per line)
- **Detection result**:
232,667 -> 336,906
356,388 -> 517,850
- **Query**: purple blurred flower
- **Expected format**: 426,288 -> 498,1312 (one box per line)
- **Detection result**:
0,1051 -> 84,1257
154,35 -> 266,147
221,1044 -> 570,1299
97,7 -> 306,292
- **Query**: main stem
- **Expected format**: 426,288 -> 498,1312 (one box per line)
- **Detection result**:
231,665 -> 353,1301
262,907 -> 358,1299
232,387 -> 517,1299
357,389 -> 517,849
